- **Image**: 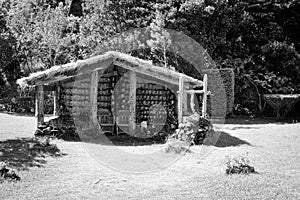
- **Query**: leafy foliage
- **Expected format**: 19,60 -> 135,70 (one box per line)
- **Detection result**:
0,161 -> 21,183
0,0 -> 299,116
225,153 -> 256,175
0,1 -> 21,102
167,113 -> 212,145
147,9 -> 172,68
7,1 -> 74,72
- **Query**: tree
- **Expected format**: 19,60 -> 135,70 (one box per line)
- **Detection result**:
147,9 -> 172,68
6,0 -> 80,73
0,2 -> 21,99
2,0 -> 300,116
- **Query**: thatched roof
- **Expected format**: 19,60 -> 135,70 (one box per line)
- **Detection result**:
17,51 -> 203,87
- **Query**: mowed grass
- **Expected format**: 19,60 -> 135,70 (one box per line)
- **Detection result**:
0,113 -> 299,200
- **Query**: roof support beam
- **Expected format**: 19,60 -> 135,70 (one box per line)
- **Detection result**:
90,70 -> 99,128
114,60 -> 180,86
35,85 -> 44,126
201,74 -> 208,118
178,75 -> 184,124
53,84 -> 60,116
129,71 -> 137,134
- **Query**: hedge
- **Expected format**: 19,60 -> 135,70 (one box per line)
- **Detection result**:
203,68 -> 234,117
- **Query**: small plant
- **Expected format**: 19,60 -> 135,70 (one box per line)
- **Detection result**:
225,153 -> 256,175
31,138 -> 61,155
0,162 -> 21,183
164,138 -> 192,154
167,113 -> 212,146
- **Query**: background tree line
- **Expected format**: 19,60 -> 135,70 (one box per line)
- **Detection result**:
0,0 -> 299,116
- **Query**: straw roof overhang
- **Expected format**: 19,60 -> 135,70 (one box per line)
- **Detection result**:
17,51 -> 203,87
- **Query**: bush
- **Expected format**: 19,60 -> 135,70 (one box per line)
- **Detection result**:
225,153 -> 256,175
35,118 -> 80,141
0,87 -> 54,115
203,68 -> 235,117
0,162 -> 21,183
167,113 -> 212,145
164,139 -> 192,154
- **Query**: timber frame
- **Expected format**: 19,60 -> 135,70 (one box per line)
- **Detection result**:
17,51 -> 209,131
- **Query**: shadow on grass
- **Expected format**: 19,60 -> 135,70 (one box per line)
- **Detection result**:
204,130 -> 251,147
106,131 -> 251,148
228,126 -> 261,130
0,137 -> 66,170
224,116 -> 300,125
224,117 -> 275,125
102,134 -> 164,146
79,129 -> 165,146
79,128 -> 251,147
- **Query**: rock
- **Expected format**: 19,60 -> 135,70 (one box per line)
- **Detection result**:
0,162 -> 20,181
186,113 -> 200,126
0,166 -> 9,178
50,129 -> 60,137
0,162 -> 6,169
185,121 -> 194,128
42,127 -> 52,136
226,164 -> 256,175
0,162 -> 8,177
42,138 -> 51,146
34,129 -> 43,136
5,170 -> 20,181
37,124 -> 48,130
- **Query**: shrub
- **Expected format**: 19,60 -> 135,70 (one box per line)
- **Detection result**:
31,138 -> 61,155
225,153 -> 256,175
167,113 -> 212,145
164,138 -> 192,154
0,162 -> 21,183
203,68 -> 235,117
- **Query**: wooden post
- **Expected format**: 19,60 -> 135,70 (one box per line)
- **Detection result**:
36,85 -> 44,126
190,91 -> 195,113
128,71 -> 136,134
183,85 -> 188,114
202,74 -> 208,118
53,85 -> 60,116
178,75 -> 184,124
90,71 -> 98,126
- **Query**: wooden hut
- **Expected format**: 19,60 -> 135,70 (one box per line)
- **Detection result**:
17,51 -> 208,137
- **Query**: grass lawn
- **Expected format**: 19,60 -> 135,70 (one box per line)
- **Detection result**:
0,113 -> 299,200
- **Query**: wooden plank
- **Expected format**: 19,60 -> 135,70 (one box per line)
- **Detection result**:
35,68 -> 105,86
128,71 -> 137,134
53,85 -> 60,116
32,58 -> 202,87
36,75 -> 75,86
186,90 -> 204,94
35,95 -> 38,117
90,70 -> 99,126
114,60 -> 203,87
190,91 -> 195,113
178,75 -> 184,124
183,84 -> 188,114
116,60 -> 203,86
44,85 -> 56,91
77,58 -> 113,76
114,60 -> 179,86
202,74 -> 208,118
25,53 -> 202,87
136,73 -> 175,90
36,85 -> 44,125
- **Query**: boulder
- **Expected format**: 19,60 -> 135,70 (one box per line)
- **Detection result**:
42,127 -> 52,136
34,129 -> 43,136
